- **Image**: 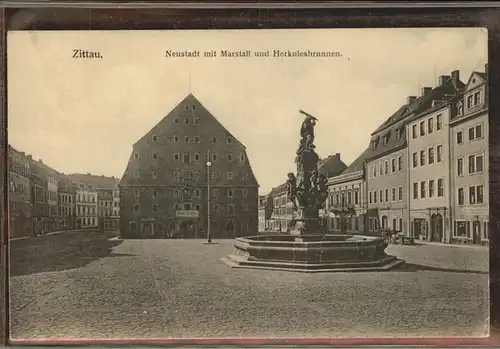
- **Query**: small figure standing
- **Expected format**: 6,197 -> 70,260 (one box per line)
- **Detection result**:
286,172 -> 298,210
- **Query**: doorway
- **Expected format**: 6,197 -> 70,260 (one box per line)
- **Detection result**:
225,220 -> 235,238
180,220 -> 196,239
141,222 -> 154,238
430,214 -> 443,242
472,220 -> 481,244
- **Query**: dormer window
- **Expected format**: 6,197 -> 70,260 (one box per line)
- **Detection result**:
185,105 -> 189,110
152,135 -> 157,142
227,137 -> 233,144
194,118 -> 199,125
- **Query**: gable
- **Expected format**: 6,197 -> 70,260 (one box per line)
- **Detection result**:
464,72 -> 487,92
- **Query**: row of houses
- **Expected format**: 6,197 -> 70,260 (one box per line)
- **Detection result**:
259,64 -> 489,246
8,145 -> 120,238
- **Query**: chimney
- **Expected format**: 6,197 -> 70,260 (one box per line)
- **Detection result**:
38,159 -> 43,164
451,70 -> 460,87
420,87 -> 432,97
335,153 -> 340,159
86,173 -> 91,176
27,155 -> 32,160
438,75 -> 450,86
407,96 -> 417,105
485,63 -> 488,73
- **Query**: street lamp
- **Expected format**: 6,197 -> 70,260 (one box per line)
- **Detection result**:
206,159 -> 212,243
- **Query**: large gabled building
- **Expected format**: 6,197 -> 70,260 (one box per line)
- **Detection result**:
119,93 -> 259,239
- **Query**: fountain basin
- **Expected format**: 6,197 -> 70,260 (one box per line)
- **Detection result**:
221,234 -> 405,273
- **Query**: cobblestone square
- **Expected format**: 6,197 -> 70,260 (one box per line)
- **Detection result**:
9,231 -> 489,339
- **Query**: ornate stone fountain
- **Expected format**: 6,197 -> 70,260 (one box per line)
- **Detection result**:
221,110 -> 405,272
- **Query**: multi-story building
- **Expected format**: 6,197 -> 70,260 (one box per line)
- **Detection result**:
98,188 -> 114,229
365,71 -> 464,237
58,175 -> 76,230
30,172 -> 47,235
407,72 -> 464,243
112,183 -> 120,229
70,174 -> 119,229
258,195 -> 268,231
119,93 -> 259,239
29,158 -> 60,232
325,149 -> 370,234
450,65 -> 489,245
8,146 -> 32,238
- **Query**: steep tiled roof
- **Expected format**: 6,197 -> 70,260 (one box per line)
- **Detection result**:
29,159 -> 60,180
67,173 -> 119,190
365,77 -> 464,162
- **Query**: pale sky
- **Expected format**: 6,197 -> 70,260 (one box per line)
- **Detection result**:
7,28 -> 487,194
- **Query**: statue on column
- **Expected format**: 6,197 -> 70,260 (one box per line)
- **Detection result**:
299,110 -> 318,151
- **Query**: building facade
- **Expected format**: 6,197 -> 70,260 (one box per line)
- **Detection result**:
450,67 -> 489,245
8,146 -> 32,238
325,153 -> 367,234
30,172 -> 47,235
76,186 -> 98,228
406,72 -> 464,243
119,94 -> 259,239
268,183 -> 290,232
58,175 -> 76,229
98,188 -> 114,229
112,184 -> 120,229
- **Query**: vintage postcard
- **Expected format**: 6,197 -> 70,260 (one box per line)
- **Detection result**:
7,28 -> 489,340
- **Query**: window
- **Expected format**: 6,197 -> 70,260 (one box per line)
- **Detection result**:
212,137 -> 217,143
174,118 -> 179,124
213,189 -> 219,198
398,156 -> 403,171
413,183 -> 418,199
437,145 -> 443,162
456,130 -> 463,145
412,124 -> 417,139
195,204 -> 201,211
243,189 -> 248,198
436,114 -> 442,130
438,179 -> 444,197
195,189 -> 201,198
182,171 -> 192,181
484,221 -> 489,240
240,154 -> 246,162
391,188 -> 396,201
184,118 -> 189,124
194,117 -> 199,125
420,150 -> 426,166
227,172 -> 234,180
469,154 -> 484,174
174,135 -> 179,142
153,204 -> 158,212
241,172 -> 249,180
174,171 -> 180,181
152,171 -> 157,179
374,191 -> 377,203
134,171 -> 139,179
227,137 -> 233,144
384,161 -> 389,175
153,190 -> 158,198
457,158 -> 464,176
184,136 -> 189,143
183,203 -> 192,210
469,124 -> 483,141
427,118 -> 433,133
385,189 -> 389,202
379,190 -> 383,203
134,189 -> 140,197
458,188 -> 464,205
419,121 -> 425,136
134,152 -> 139,159
391,158 -> 396,173
174,153 -> 180,160
477,185 -> 484,204
153,153 -> 158,160
454,221 -> 467,237
227,189 -> 234,198
369,191 -> 373,204
227,154 -> 233,162
398,186 -> 403,201
194,153 -> 200,162
183,153 -> 191,165
428,147 -> 434,164
372,165 -> 377,178
354,190 -> 359,205
212,153 -> 217,161
152,135 -> 157,142
428,180 -> 435,198
212,172 -> 217,180
420,181 -> 426,199
474,91 -> 481,106
469,186 -> 476,204
195,136 -> 200,143
412,152 -> 418,168
133,204 -> 140,212
242,203 -> 248,212
379,163 -> 383,176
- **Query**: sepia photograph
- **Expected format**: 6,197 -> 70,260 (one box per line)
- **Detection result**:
6,28 -> 489,340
